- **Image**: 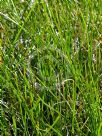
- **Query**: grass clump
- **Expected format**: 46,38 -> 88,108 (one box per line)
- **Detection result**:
0,0 -> 102,135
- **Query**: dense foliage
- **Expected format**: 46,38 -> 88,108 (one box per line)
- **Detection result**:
0,0 -> 102,135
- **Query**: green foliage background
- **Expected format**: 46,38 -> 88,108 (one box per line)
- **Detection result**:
0,0 -> 102,135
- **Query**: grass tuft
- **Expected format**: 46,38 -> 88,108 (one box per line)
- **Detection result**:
0,0 -> 102,135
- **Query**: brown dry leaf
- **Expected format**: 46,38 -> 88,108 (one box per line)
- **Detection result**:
0,56 -> 3,65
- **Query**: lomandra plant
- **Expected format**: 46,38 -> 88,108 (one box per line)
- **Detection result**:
0,0 -> 102,135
